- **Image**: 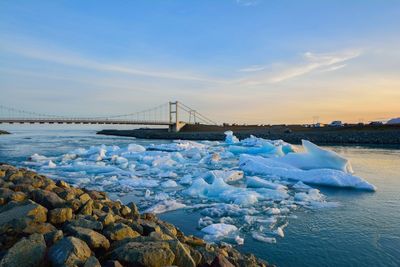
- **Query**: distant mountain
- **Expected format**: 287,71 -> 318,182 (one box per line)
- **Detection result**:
386,117 -> 400,124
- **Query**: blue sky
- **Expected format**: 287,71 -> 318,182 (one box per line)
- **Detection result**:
1,0 -> 399,124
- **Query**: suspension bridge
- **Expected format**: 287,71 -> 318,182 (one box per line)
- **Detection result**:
0,101 -> 217,132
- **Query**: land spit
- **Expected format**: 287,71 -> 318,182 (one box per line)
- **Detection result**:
97,124 -> 400,146
0,163 -> 270,267
0,130 -> 9,135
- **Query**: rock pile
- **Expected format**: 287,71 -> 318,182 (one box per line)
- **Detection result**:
0,164 -> 270,267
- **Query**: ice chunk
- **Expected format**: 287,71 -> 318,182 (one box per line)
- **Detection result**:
224,131 -> 239,144
29,153 -> 48,162
240,154 -> 376,191
246,176 -> 287,190
281,140 -> 353,173
198,217 -> 214,228
201,223 -> 238,238
292,181 -> 312,190
127,144 -> 146,152
252,232 -> 276,243
47,160 -> 56,168
235,235 -> 244,245
205,170 -> 244,183
273,227 -> 284,237
161,180 -> 179,188
179,174 -> 193,185
144,200 -> 186,214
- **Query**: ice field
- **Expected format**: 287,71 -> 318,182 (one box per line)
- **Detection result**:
23,131 -> 376,245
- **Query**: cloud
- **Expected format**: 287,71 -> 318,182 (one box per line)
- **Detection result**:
238,65 -> 266,72
238,50 -> 361,85
0,41 -> 219,83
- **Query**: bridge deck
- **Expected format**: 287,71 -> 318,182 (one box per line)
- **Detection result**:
0,119 -> 173,125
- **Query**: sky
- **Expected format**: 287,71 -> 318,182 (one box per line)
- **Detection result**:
0,0 -> 399,124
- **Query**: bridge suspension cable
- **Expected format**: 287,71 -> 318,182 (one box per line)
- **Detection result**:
0,101 -> 218,127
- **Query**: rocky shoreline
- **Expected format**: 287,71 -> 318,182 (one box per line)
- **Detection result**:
0,130 -> 9,135
0,164 -> 270,267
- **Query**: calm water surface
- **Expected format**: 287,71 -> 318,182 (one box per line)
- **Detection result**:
0,129 -> 399,267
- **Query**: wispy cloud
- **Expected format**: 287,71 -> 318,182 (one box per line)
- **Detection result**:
0,41 -> 220,83
238,50 -> 361,85
238,65 -> 266,72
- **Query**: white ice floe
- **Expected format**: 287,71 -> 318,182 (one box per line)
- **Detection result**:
161,179 -> 179,188
239,154 -> 376,191
246,176 -> 287,190
25,133 -> 375,245
201,223 -> 238,239
252,232 -> 277,243
279,140 -> 353,173
144,200 -> 186,214
224,131 -> 239,144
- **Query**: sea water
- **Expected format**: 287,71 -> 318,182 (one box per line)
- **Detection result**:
0,129 -> 399,267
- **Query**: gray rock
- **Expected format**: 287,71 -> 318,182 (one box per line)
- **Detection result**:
0,200 -> 47,234
48,236 -> 92,267
44,229 -> 64,246
31,189 -> 66,209
48,207 -> 73,224
0,233 -> 46,267
109,241 -> 175,267
67,217 -> 103,231
140,219 -> 161,235
168,240 -> 196,267
79,199 -> 94,215
104,223 -> 140,241
66,226 -> 110,250
83,256 -> 101,267
210,254 -> 235,267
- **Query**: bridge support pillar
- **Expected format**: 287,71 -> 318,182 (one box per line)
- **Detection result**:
168,101 -> 186,132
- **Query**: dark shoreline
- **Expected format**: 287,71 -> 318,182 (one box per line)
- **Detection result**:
0,130 -> 10,135
97,124 -> 400,147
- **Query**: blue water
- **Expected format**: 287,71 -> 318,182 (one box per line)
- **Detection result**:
0,129 -> 399,267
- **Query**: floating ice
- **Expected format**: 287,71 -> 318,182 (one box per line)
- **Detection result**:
201,223 -> 238,239
240,154 -> 376,191
161,180 -> 179,188
24,134 -> 375,245
280,140 -> 353,173
252,232 -> 276,243
224,131 -> 239,144
246,176 -> 287,190
144,200 -> 186,214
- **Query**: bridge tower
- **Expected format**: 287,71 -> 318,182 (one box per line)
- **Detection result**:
169,101 -> 186,132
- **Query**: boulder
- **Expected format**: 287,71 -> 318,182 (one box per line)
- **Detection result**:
140,220 -> 161,236
210,254 -> 235,267
100,213 -> 115,226
67,217 -> 103,231
104,223 -> 140,241
168,240 -> 196,267
79,199 -> 94,215
0,200 -> 47,234
109,241 -> 175,267
48,207 -> 73,224
10,191 -> 27,202
66,226 -> 110,250
44,229 -> 64,246
48,236 -> 91,267
83,256 -> 101,267
23,222 -> 56,234
31,189 -> 65,209
0,233 -> 46,267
